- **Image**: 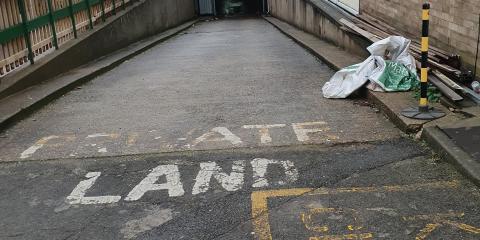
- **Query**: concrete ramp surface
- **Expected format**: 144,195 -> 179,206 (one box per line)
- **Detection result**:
0,18 -> 397,161
0,18 -> 479,240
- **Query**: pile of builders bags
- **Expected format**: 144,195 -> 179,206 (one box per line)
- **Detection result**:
322,36 -> 419,98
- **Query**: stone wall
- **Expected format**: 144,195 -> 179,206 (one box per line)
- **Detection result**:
361,0 -> 480,72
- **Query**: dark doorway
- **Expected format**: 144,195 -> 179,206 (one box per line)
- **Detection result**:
215,0 -> 262,16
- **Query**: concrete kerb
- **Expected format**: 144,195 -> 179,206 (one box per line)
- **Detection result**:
0,19 -> 199,133
422,126 -> 480,186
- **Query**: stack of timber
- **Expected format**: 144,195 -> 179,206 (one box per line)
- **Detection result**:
339,13 -> 480,106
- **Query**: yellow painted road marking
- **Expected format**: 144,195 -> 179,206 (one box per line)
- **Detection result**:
20,135 -> 76,159
86,133 -> 120,139
251,181 -> 460,240
445,220 -> 480,234
252,188 -> 311,240
301,208 -> 363,233
127,133 -> 139,146
403,212 -> 480,239
309,233 -> 373,240
402,212 -> 464,222
415,223 -> 440,240
414,220 -> 480,239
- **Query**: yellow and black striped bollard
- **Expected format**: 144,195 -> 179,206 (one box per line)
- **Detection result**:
402,2 -> 445,120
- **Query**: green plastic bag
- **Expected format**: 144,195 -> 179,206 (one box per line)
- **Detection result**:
376,61 -> 417,92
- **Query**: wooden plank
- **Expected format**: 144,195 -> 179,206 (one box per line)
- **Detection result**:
410,51 -> 461,75
356,22 -> 389,39
432,70 -> 464,91
358,14 -> 398,34
339,18 -> 381,42
359,13 -> 453,60
429,75 -> 464,102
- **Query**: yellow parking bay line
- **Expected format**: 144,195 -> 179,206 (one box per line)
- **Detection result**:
251,181 -> 460,240
252,188 -> 313,240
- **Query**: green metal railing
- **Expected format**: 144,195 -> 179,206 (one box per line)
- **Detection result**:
0,0 -> 134,76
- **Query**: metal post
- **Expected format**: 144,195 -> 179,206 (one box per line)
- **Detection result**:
100,0 -> 106,22
419,3 -> 431,112
213,0 -> 216,16
122,0 -> 126,10
474,14 -> 480,79
17,0 -> 34,64
85,0 -> 94,30
112,0 -> 117,15
46,0 -> 58,49
402,2 -> 445,120
68,0 -> 78,38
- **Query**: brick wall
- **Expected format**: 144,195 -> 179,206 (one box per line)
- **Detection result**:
360,0 -> 480,72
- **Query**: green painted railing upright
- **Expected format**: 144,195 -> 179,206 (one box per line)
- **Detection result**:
17,0 -> 35,64
112,0 -> 117,15
46,0 -> 59,49
68,0 -> 78,38
85,0 -> 94,29
100,0 -> 107,22
0,0 -> 133,71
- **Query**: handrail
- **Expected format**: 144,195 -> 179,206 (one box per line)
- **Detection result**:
0,0 -> 135,77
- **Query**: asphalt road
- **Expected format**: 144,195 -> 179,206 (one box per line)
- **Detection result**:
0,18 -> 479,240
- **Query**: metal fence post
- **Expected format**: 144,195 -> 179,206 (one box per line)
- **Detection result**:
68,0 -> 78,38
401,2 -> 445,120
112,0 -> 117,15
85,0 -> 94,29
46,0 -> 59,49
122,0 -> 126,10
100,0 -> 106,22
17,0 -> 34,64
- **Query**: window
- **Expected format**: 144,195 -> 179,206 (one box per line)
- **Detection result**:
330,0 -> 359,14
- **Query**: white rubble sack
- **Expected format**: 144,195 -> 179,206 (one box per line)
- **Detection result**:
322,36 -> 417,99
